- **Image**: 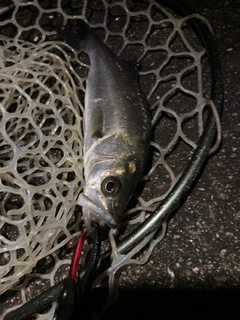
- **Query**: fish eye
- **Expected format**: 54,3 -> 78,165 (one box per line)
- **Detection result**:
101,176 -> 121,196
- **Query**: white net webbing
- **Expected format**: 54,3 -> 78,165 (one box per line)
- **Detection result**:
0,0 -> 220,318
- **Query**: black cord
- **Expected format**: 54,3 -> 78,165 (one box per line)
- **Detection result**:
4,223 -> 102,320
4,281 -> 63,320
53,221 -> 102,320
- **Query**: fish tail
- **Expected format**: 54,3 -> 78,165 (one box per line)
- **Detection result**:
57,19 -> 93,51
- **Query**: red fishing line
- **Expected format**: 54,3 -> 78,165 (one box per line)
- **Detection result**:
68,228 -> 88,283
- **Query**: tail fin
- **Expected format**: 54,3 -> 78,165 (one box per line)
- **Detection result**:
57,20 -> 92,50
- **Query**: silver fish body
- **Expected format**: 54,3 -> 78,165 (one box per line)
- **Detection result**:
58,21 -> 151,229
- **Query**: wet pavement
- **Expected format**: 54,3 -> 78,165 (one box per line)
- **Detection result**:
103,1 -> 240,319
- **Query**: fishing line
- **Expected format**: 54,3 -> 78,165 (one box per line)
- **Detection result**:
4,223 -> 102,320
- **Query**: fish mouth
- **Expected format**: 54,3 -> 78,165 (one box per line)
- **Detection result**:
78,193 -> 116,229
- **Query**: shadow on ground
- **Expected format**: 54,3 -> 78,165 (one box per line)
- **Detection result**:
100,286 -> 240,320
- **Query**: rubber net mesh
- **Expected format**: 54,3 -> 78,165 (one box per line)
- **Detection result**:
0,0 -> 220,318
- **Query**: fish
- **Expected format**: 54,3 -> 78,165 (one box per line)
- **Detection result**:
57,20 -> 151,230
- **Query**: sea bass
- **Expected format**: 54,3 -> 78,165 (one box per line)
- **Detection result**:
58,20 -> 151,229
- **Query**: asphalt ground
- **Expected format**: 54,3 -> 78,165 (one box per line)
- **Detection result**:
102,1 -> 240,319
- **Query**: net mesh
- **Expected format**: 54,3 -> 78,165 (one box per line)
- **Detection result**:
0,0 -> 220,318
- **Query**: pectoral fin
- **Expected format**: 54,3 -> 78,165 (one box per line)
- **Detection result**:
91,105 -> 104,139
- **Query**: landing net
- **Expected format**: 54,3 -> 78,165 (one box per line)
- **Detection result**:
0,1 -> 221,318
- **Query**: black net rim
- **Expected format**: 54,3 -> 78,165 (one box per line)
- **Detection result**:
105,0 -> 223,258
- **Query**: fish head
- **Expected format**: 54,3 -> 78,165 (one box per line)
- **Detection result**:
78,158 -> 139,230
